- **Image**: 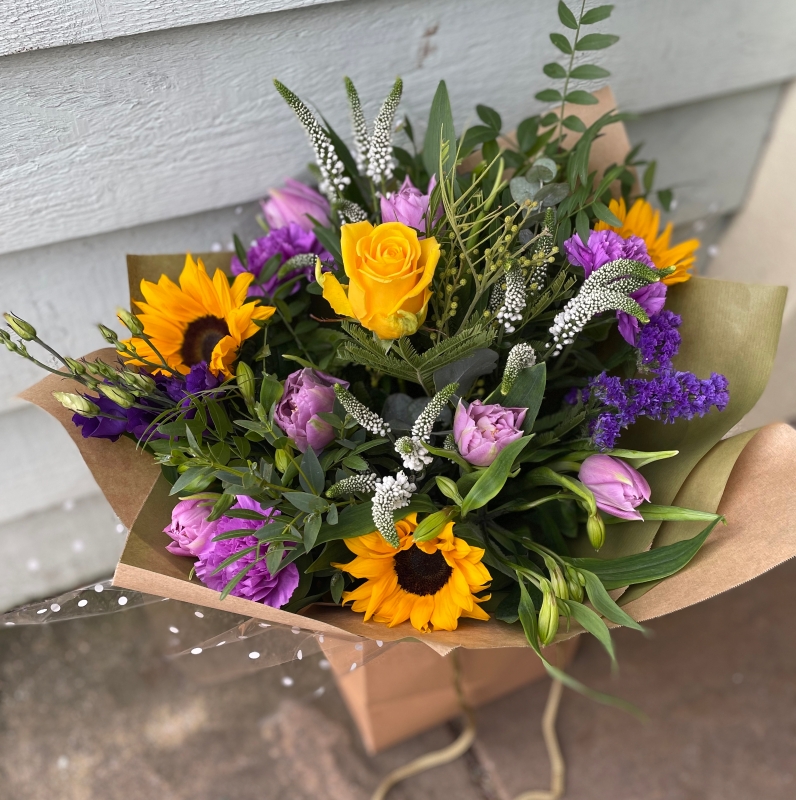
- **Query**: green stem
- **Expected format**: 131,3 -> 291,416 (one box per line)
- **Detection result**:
555,0 -> 588,143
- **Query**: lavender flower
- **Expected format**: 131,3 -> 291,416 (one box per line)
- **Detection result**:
231,222 -> 330,298
261,179 -> 331,232
195,496 -> 298,608
564,229 -> 665,345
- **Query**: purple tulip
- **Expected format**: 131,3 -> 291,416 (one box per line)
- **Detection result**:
453,400 -> 527,467
579,454 -> 651,521
564,229 -> 666,345
231,222 -> 331,298
164,499 -> 220,557
380,175 -> 440,234
261,178 -> 331,232
274,368 -> 349,453
195,496 -> 298,608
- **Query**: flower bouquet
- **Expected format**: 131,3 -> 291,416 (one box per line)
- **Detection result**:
6,0 -> 796,754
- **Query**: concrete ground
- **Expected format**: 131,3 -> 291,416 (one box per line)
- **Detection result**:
0,558 -> 794,800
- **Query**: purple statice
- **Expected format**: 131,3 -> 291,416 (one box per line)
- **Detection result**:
564,229 -> 665,345
637,310 -> 682,371
231,222 -> 331,298
587,369 -> 730,449
195,496 -> 298,608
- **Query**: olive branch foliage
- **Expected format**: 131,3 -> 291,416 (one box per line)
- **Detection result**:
0,1 -> 715,709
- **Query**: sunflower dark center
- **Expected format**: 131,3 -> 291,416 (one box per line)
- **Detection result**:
181,316 -> 229,366
394,546 -> 452,596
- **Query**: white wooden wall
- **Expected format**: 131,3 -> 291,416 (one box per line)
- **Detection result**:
1,0 -> 795,608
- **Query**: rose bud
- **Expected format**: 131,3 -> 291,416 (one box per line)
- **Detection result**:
453,400 -> 527,467
164,499 -> 220,557
274,368 -> 349,453
261,179 -> 331,232
579,454 -> 651,521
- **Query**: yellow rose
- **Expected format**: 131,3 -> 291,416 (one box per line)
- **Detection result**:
316,221 -> 440,340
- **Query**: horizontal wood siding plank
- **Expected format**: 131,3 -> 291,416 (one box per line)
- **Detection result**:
2,0 -> 347,57
3,0 -> 796,255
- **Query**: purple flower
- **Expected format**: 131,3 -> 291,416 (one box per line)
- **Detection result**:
164,499 -> 220,557
231,222 -> 331,298
637,310 -> 682,371
564,229 -> 665,345
195,496 -> 298,608
274,368 -> 349,453
579,454 -> 651,521
261,178 -> 331,232
72,393 -> 129,441
380,175 -> 441,234
163,362 -> 220,405
453,400 -> 527,467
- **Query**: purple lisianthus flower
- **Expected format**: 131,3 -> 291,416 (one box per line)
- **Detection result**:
380,175 -> 441,234
564,229 -> 664,345
164,499 -> 220,557
164,362 -> 220,405
72,393 -> 129,441
262,178 -> 331,232
231,222 -> 331,298
195,496 -> 298,608
453,400 -> 527,467
274,368 -> 348,453
579,454 -> 651,521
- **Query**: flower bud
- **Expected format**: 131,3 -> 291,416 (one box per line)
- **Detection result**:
53,391 -> 101,417
586,513 -> 606,551
236,361 -> 256,407
538,579 -> 559,646
64,357 -> 86,376
98,324 -> 119,344
117,308 -> 144,336
274,448 -> 290,474
98,384 -> 135,409
121,370 -> 155,394
566,565 -> 584,603
545,557 -> 569,601
3,312 -> 36,341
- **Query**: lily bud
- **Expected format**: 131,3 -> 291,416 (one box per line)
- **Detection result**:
586,513 -> 606,551
274,448 -> 290,474
98,324 -> 119,344
544,556 -> 569,601
236,361 -> 256,406
64,357 -> 86,376
53,391 -> 101,417
117,308 -> 144,336
538,578 -> 559,645
566,566 -> 584,603
3,312 -> 36,341
98,384 -> 135,409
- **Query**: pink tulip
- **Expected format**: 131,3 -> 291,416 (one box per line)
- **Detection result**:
453,400 -> 526,467
261,179 -> 331,232
579,455 -> 651,521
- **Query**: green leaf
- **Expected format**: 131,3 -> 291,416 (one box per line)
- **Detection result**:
460,124 -> 500,155
316,494 -> 435,544
299,446 -> 325,495
657,188 -> 674,212
561,115 -> 586,132
592,200 -> 624,227
643,160 -> 657,194
557,1 -> 578,28
568,518 -> 721,590
492,363 -> 546,433
476,104 -> 502,131
330,571 -> 345,604
303,512 -> 322,551
461,436 -> 534,516
581,4 -> 614,24
543,62 -> 567,79
283,492 -> 328,514
517,116 -> 539,153
206,492 -> 236,522
565,90 -> 599,105
581,571 -> 645,631
206,399 -> 233,439
423,80 -> 456,179
535,88 -> 563,103
266,544 -> 285,578
307,539 -> 352,572
219,561 -> 255,600
575,209 -> 591,245
259,375 -> 283,411
569,64 -> 611,79
342,454 -> 369,471
312,224 -> 343,268
233,234 -> 248,269
549,32 -> 572,54
576,33 -> 619,50
169,467 -> 215,496
561,598 -> 616,666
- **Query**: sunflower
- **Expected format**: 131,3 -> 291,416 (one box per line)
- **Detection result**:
594,197 -> 699,285
123,255 -> 275,378
334,513 -> 491,632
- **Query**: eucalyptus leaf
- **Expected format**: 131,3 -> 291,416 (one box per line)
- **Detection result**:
303,512 -> 322,551
300,446 -> 325,495
510,176 -> 540,205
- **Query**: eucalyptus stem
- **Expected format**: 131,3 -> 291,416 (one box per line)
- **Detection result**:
555,0 -> 588,144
